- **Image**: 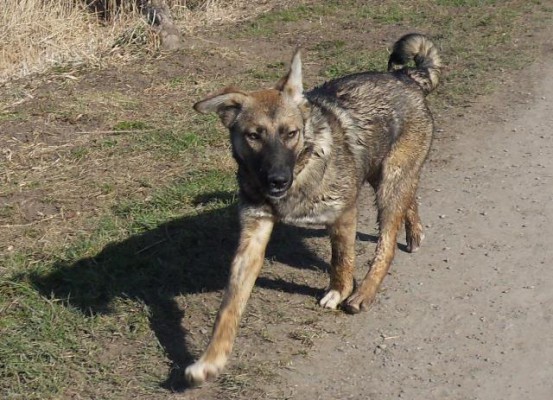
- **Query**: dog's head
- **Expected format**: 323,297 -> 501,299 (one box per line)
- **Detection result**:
194,50 -> 308,200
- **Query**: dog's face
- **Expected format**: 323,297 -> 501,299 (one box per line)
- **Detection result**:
194,51 -> 307,200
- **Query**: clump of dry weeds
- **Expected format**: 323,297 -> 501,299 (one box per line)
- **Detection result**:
0,0 -> 141,83
0,0 -> 280,85
176,0 -> 276,33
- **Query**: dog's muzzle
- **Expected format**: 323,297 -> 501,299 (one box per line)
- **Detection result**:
267,171 -> 292,199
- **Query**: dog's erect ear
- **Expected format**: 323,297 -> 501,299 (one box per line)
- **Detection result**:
275,49 -> 304,105
194,87 -> 249,128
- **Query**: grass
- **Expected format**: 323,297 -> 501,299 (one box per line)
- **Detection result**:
113,120 -> 151,131
0,0 -> 144,84
1,0 -> 552,399
321,49 -> 390,79
0,112 -> 28,122
0,0 -> 282,86
0,275 -> 165,399
437,0 -> 498,5
131,114 -> 225,158
1,169 -> 239,398
246,62 -> 286,82
238,2 -> 341,37
113,170 -> 237,231
358,3 -> 417,24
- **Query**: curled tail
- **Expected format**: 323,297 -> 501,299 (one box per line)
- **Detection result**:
388,33 -> 442,95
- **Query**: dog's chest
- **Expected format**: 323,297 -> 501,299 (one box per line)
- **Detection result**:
274,194 -> 345,226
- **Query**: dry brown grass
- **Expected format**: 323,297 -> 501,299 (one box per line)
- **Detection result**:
175,0 -> 277,33
0,0 -> 139,83
0,0 -> 282,85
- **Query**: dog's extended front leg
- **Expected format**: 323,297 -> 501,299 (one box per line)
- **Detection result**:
185,216 -> 274,386
319,206 -> 357,310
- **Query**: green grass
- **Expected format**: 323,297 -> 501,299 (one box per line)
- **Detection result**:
132,114 -> 224,157
1,102 -> 237,396
246,62 -> 286,82
0,204 -> 15,219
0,276 -> 164,399
239,2 -> 341,37
437,0 -> 498,5
0,111 -> 28,122
1,169 -> 238,398
358,3 -> 413,23
69,146 -> 89,160
113,120 -> 150,131
321,49 -> 389,79
114,170 -> 236,231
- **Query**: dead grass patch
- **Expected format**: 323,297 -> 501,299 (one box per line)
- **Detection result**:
0,0 -> 146,84
0,0 -> 292,85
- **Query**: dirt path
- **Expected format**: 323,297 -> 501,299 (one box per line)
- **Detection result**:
254,52 -> 553,400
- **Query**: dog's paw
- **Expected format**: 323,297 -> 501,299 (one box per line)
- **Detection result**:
406,230 -> 425,253
185,360 -> 221,386
343,291 -> 375,314
319,289 -> 343,309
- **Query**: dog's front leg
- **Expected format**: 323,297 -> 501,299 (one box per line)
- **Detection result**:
320,206 -> 357,310
185,216 -> 274,386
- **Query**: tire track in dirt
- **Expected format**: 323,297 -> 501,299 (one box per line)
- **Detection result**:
261,45 -> 553,400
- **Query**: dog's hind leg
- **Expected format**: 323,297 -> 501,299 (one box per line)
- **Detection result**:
344,138 -> 427,314
405,197 -> 425,253
185,217 -> 274,386
343,200 -> 403,314
320,206 -> 357,310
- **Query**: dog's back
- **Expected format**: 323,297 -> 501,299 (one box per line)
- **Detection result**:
303,35 -> 442,188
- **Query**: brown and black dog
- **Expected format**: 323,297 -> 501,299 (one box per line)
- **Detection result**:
185,33 -> 442,385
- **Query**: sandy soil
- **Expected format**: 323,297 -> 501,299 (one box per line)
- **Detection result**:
252,46 -> 553,400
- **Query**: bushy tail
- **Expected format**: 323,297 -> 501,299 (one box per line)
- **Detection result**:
387,33 -> 442,95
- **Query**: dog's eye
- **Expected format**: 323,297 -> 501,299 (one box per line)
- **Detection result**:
246,132 -> 260,141
287,130 -> 298,139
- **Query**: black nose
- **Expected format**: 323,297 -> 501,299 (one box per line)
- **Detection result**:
268,173 -> 290,191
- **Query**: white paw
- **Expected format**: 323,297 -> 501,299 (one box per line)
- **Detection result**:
185,360 -> 220,386
319,289 -> 342,309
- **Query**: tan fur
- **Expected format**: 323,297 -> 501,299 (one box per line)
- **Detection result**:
327,206 -> 357,300
186,217 -> 274,383
185,33 -> 442,386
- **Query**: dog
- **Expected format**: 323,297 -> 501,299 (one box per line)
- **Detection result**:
185,33 -> 442,385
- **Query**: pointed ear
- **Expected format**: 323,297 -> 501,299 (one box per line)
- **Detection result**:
275,49 -> 304,104
193,87 -> 249,128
